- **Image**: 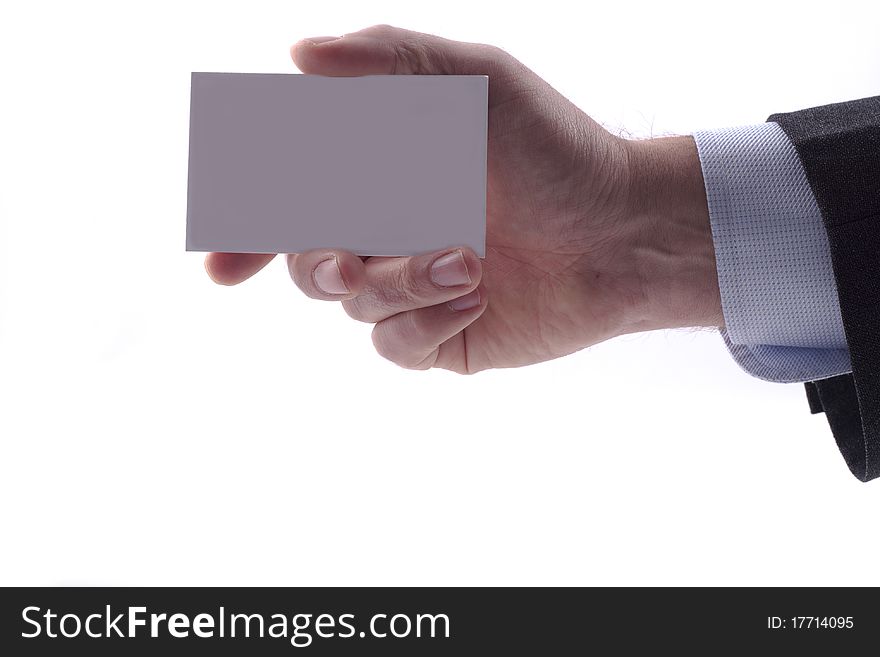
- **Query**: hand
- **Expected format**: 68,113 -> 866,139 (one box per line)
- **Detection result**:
206,25 -> 723,373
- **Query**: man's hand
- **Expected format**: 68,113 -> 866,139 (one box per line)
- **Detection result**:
205,25 -> 723,373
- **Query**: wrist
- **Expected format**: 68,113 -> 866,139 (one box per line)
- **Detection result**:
618,135 -> 724,333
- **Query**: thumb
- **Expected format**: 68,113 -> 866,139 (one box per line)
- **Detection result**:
290,24 -> 529,106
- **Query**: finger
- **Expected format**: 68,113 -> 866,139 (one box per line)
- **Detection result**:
286,250 -> 367,300
205,253 -> 276,285
342,248 -> 482,323
290,24 -> 529,108
371,284 -> 488,370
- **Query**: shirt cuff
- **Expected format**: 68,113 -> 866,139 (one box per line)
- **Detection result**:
692,122 -> 851,383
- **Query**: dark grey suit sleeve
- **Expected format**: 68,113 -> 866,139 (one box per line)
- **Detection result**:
769,96 -> 880,481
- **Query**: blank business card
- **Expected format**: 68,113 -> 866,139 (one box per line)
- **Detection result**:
186,73 -> 488,256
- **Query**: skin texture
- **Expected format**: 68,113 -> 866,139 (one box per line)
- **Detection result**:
205,25 -> 723,374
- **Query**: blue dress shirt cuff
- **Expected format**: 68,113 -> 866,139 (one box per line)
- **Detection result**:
692,122 -> 851,383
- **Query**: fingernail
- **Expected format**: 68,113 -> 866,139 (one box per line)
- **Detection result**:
449,289 -> 481,312
431,250 -> 471,287
314,258 -> 348,294
302,36 -> 341,45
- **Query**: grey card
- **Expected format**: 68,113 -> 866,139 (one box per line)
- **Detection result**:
186,73 -> 488,256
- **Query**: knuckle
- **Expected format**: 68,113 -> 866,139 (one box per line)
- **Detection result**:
372,262 -> 418,309
473,43 -> 503,58
387,264 -> 416,304
371,316 -> 432,370
471,43 -> 515,76
372,286 -> 408,312
393,39 -> 448,75
402,256 -> 430,296
341,258 -> 426,321
366,23 -> 397,35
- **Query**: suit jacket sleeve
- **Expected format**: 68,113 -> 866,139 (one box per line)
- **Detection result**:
769,96 -> 880,481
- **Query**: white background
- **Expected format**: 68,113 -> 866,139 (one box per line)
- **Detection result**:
1,0 -> 878,586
